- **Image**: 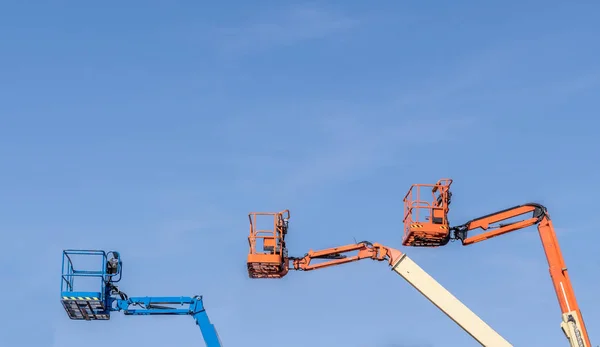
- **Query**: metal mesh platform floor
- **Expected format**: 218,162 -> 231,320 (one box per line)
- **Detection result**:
61,294 -> 109,320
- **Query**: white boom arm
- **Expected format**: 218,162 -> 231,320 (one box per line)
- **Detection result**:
561,311 -> 587,347
391,254 -> 513,347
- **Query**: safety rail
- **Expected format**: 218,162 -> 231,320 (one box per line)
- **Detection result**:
61,250 -> 108,295
247,210 -> 291,278
402,179 -> 453,246
248,210 -> 289,257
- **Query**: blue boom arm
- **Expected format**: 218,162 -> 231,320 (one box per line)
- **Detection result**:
60,249 -> 222,347
113,295 -> 221,346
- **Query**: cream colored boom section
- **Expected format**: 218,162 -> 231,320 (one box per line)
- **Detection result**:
561,312 -> 587,347
391,254 -> 513,347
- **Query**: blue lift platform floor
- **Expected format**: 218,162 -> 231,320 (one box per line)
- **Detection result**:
61,291 -> 108,320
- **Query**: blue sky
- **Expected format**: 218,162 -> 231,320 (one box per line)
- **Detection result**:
1,1 -> 599,346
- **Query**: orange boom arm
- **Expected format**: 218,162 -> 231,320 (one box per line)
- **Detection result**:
246,210 -> 402,278
246,209 -> 513,346
290,241 -> 402,271
450,203 -> 591,347
402,179 -> 592,347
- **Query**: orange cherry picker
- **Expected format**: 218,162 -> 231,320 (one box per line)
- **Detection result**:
401,178 -> 592,347
247,210 -> 513,346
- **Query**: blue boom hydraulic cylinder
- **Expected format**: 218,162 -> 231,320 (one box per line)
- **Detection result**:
60,249 -> 222,346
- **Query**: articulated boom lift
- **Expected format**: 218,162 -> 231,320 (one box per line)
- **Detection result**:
60,249 -> 222,347
402,179 -> 592,347
246,211 -> 513,346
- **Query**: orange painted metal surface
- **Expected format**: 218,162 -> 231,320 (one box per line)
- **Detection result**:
451,203 -> 591,346
246,209 -> 402,278
247,210 -> 290,278
407,179 -> 591,346
402,178 -> 453,246
290,241 -> 402,272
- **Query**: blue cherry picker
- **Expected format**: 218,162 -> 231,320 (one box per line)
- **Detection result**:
60,249 -> 222,346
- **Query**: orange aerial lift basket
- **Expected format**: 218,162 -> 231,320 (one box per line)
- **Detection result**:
402,178 -> 453,247
247,210 -> 290,278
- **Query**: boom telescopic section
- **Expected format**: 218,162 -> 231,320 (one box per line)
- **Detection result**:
244,210 -> 513,346
60,250 -> 222,346
401,179 -> 592,347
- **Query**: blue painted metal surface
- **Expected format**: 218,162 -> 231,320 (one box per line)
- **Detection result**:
117,295 -> 222,346
60,249 -> 222,346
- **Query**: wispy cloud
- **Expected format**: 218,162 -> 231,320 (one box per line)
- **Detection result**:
213,4 -> 358,56
213,32 -> 599,199
125,206 -> 237,260
219,111 -> 478,199
392,34 -> 600,112
392,41 -> 527,109
543,70 -> 600,96
274,116 -> 476,196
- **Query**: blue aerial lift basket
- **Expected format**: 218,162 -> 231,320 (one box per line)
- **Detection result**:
60,249 -> 222,346
61,249 -> 119,320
